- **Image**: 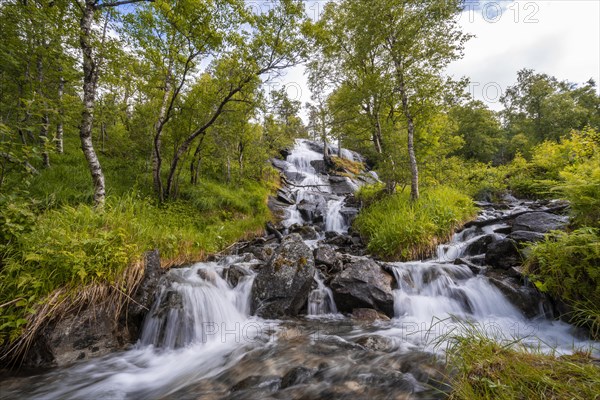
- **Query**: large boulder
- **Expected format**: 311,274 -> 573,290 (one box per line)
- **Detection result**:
486,270 -> 551,319
484,238 -> 522,270
330,259 -> 395,317
512,212 -> 568,233
329,176 -> 356,195
251,234 -> 316,318
463,234 -> 496,256
507,230 -> 546,243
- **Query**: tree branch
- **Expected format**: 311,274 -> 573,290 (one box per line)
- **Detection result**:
97,0 -> 154,9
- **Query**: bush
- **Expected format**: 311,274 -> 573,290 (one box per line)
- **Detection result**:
559,154 -> 600,228
354,186 -> 477,260
524,228 -> 600,338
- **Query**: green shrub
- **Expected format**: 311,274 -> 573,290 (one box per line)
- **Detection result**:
559,154 -> 600,228
524,228 -> 600,338
354,186 -> 477,260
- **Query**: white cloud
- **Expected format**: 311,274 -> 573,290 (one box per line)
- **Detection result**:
447,0 -> 600,109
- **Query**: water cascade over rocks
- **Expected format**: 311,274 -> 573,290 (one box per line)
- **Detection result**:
1,139 -> 596,399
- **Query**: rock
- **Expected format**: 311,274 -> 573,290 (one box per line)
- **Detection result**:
507,230 -> 546,244
485,239 -> 522,270
270,158 -> 288,171
280,367 -> 316,389
340,207 -> 359,226
230,375 -> 281,392
314,245 -> 339,267
251,234 -> 316,318
512,212 -> 568,233
329,176 -> 356,195
289,224 -> 319,240
486,270 -> 549,318
354,335 -> 394,352
243,245 -> 275,263
224,264 -> 253,287
297,199 -> 325,223
351,308 -> 391,322
276,189 -> 295,205
310,159 -> 327,174
41,304 -> 132,368
463,234 -> 496,256
330,259 -> 395,317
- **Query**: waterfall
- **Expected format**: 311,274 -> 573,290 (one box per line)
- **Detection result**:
140,262 -> 255,348
325,197 -> 347,233
308,272 -> 338,316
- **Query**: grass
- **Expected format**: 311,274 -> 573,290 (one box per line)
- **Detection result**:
330,155 -> 364,175
0,137 -> 273,362
441,324 -> 600,400
353,185 -> 477,260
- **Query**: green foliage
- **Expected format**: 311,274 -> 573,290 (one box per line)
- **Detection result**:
525,228 -> 600,338
0,182 -> 270,345
442,324 -> 600,400
354,186 -> 476,260
559,154 -> 600,228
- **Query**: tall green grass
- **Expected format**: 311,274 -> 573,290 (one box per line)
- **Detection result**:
441,323 -> 600,400
354,186 -> 477,260
0,182 -> 270,348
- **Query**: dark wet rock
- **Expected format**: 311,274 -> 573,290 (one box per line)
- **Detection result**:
275,189 -> 295,205
280,367 -> 317,389
324,234 -> 353,247
314,245 -> 339,268
351,308 -> 391,322
358,369 -> 414,392
493,225 -> 512,234
454,257 -> 486,275
329,176 -> 355,195
512,212 -> 568,233
486,270 -> 549,318
354,335 -> 394,352
463,234 -> 496,256
507,230 -> 546,244
128,250 -> 164,327
243,245 -> 275,263
340,207 -> 359,226
35,303 -> 135,368
224,264 -> 254,287
399,352 -> 449,393
289,224 -> 319,240
270,158 -> 288,171
230,375 -> 281,392
297,199 -> 325,223
251,234 -> 316,318
310,159 -> 327,174
485,238 -> 522,270
330,259 -> 395,317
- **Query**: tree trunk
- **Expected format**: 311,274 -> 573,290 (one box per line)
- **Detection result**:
238,141 -> 244,179
79,0 -> 106,207
374,114 -> 383,154
152,69 -> 172,202
56,75 -> 64,154
399,78 -> 419,201
36,55 -> 50,168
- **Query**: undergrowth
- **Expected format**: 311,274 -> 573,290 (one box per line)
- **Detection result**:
524,228 -> 600,339
440,323 -> 600,400
0,182 -> 270,353
354,185 -> 477,260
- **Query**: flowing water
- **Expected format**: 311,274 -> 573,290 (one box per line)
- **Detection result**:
1,139 -> 597,399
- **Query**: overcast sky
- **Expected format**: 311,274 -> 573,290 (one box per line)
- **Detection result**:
271,0 -> 600,118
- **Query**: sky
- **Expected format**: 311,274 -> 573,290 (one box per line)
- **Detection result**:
269,0 -> 600,119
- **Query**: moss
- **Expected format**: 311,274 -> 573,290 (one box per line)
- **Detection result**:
330,155 -> 364,175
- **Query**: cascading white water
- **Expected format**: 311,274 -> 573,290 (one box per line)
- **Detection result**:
325,197 -> 347,233
308,272 -> 338,316
140,262 -> 254,348
20,259 -> 268,400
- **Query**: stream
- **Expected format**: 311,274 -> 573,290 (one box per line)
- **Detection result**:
1,139 -> 597,399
